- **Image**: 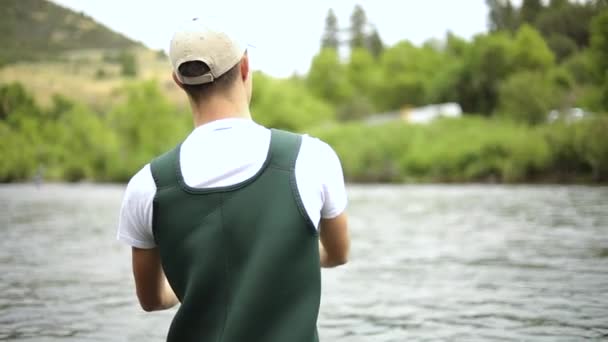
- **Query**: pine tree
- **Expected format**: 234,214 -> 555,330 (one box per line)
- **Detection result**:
520,0 -> 543,24
349,5 -> 367,50
321,9 -> 339,50
503,0 -> 518,31
366,29 -> 384,59
487,0 -> 518,32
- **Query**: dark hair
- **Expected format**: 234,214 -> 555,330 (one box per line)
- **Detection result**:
178,61 -> 241,102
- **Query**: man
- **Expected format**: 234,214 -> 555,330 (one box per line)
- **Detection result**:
117,19 -> 350,342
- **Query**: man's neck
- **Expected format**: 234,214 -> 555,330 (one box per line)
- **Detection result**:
190,97 -> 251,127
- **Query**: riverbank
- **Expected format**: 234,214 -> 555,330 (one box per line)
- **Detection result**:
1,82 -> 606,184
314,116 -> 608,184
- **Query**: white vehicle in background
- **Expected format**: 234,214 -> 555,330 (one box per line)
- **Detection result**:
548,107 -> 591,123
364,102 -> 463,125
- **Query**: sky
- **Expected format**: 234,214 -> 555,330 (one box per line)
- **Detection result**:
52,0 -> 490,78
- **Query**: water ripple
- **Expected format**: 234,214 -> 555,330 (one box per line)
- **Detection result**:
1,184 -> 608,341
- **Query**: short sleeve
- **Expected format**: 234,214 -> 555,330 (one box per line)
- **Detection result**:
117,164 -> 157,249
318,142 -> 347,219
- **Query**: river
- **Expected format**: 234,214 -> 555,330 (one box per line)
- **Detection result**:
1,184 -> 607,341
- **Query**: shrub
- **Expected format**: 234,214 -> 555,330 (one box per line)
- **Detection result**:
497,72 -> 559,124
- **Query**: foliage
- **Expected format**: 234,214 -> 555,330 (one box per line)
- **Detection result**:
486,0 -> 604,60
521,0 -> 544,24
321,9 -> 339,50
487,0 -> 518,32
2,79 -> 607,184
542,116 -> 608,182
377,41 -> 449,111
0,82 -> 38,120
119,51 -> 138,77
0,81 -> 189,182
106,81 -> 189,179
455,32 -> 515,115
590,10 -> 608,83
511,24 -> 555,73
546,34 -> 579,62
563,51 -> 596,84
344,5 -> 384,58
497,72 -> 559,124
307,49 -> 353,107
252,73 -> 334,131
367,30 -> 384,59
349,5 -> 367,50
2,1 -> 608,184
345,48 -> 380,113
314,116 -> 608,183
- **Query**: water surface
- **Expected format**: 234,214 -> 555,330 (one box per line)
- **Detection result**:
1,184 -> 607,341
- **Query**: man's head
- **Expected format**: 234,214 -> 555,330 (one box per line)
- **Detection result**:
169,19 -> 252,106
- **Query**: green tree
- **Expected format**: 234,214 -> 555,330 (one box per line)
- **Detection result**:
511,24 -> 555,73
487,0 -> 518,32
321,9 -> 340,50
590,10 -> 608,84
590,10 -> 608,109
427,59 -> 464,104
377,41 -> 448,110
535,2 -> 599,49
344,48 -> 379,119
119,50 -> 138,77
520,0 -> 543,24
455,33 -> 515,114
349,5 -> 367,50
545,34 -> 578,62
366,29 -> 384,59
307,48 -> 352,106
0,82 -> 38,122
575,117 -> 608,181
347,48 -> 377,98
563,51 -> 595,85
497,72 -> 558,124
107,81 -> 189,178
548,0 -> 567,9
50,104 -> 119,181
445,32 -> 469,57
252,73 -> 334,130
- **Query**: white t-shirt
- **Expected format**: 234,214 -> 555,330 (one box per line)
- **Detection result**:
117,118 -> 347,249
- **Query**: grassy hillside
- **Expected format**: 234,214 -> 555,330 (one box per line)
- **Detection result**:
0,0 -> 186,109
0,0 -> 139,66
0,48 -> 184,109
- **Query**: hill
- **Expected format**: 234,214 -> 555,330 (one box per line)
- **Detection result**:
0,0 -> 140,66
0,0 -> 184,108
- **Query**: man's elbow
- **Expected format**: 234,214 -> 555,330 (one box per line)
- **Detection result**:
327,252 -> 349,267
137,292 -> 167,312
139,300 -> 163,312
335,254 -> 349,266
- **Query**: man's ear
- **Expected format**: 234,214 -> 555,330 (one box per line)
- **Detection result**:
240,53 -> 250,82
172,72 -> 185,90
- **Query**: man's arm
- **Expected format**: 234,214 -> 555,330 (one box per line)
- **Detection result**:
131,247 -> 179,312
319,212 -> 349,268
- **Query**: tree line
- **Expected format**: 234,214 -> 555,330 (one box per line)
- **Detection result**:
1,1 -> 607,183
308,1 -> 607,122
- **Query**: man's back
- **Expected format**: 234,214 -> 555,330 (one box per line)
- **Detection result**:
118,119 -> 346,248
118,119 -> 348,340
118,19 -> 349,341
151,128 -> 321,341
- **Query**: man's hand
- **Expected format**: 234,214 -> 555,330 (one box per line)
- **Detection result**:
319,213 -> 350,268
131,247 -> 179,312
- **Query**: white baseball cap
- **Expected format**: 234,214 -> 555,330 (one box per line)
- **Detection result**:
169,18 -> 247,85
